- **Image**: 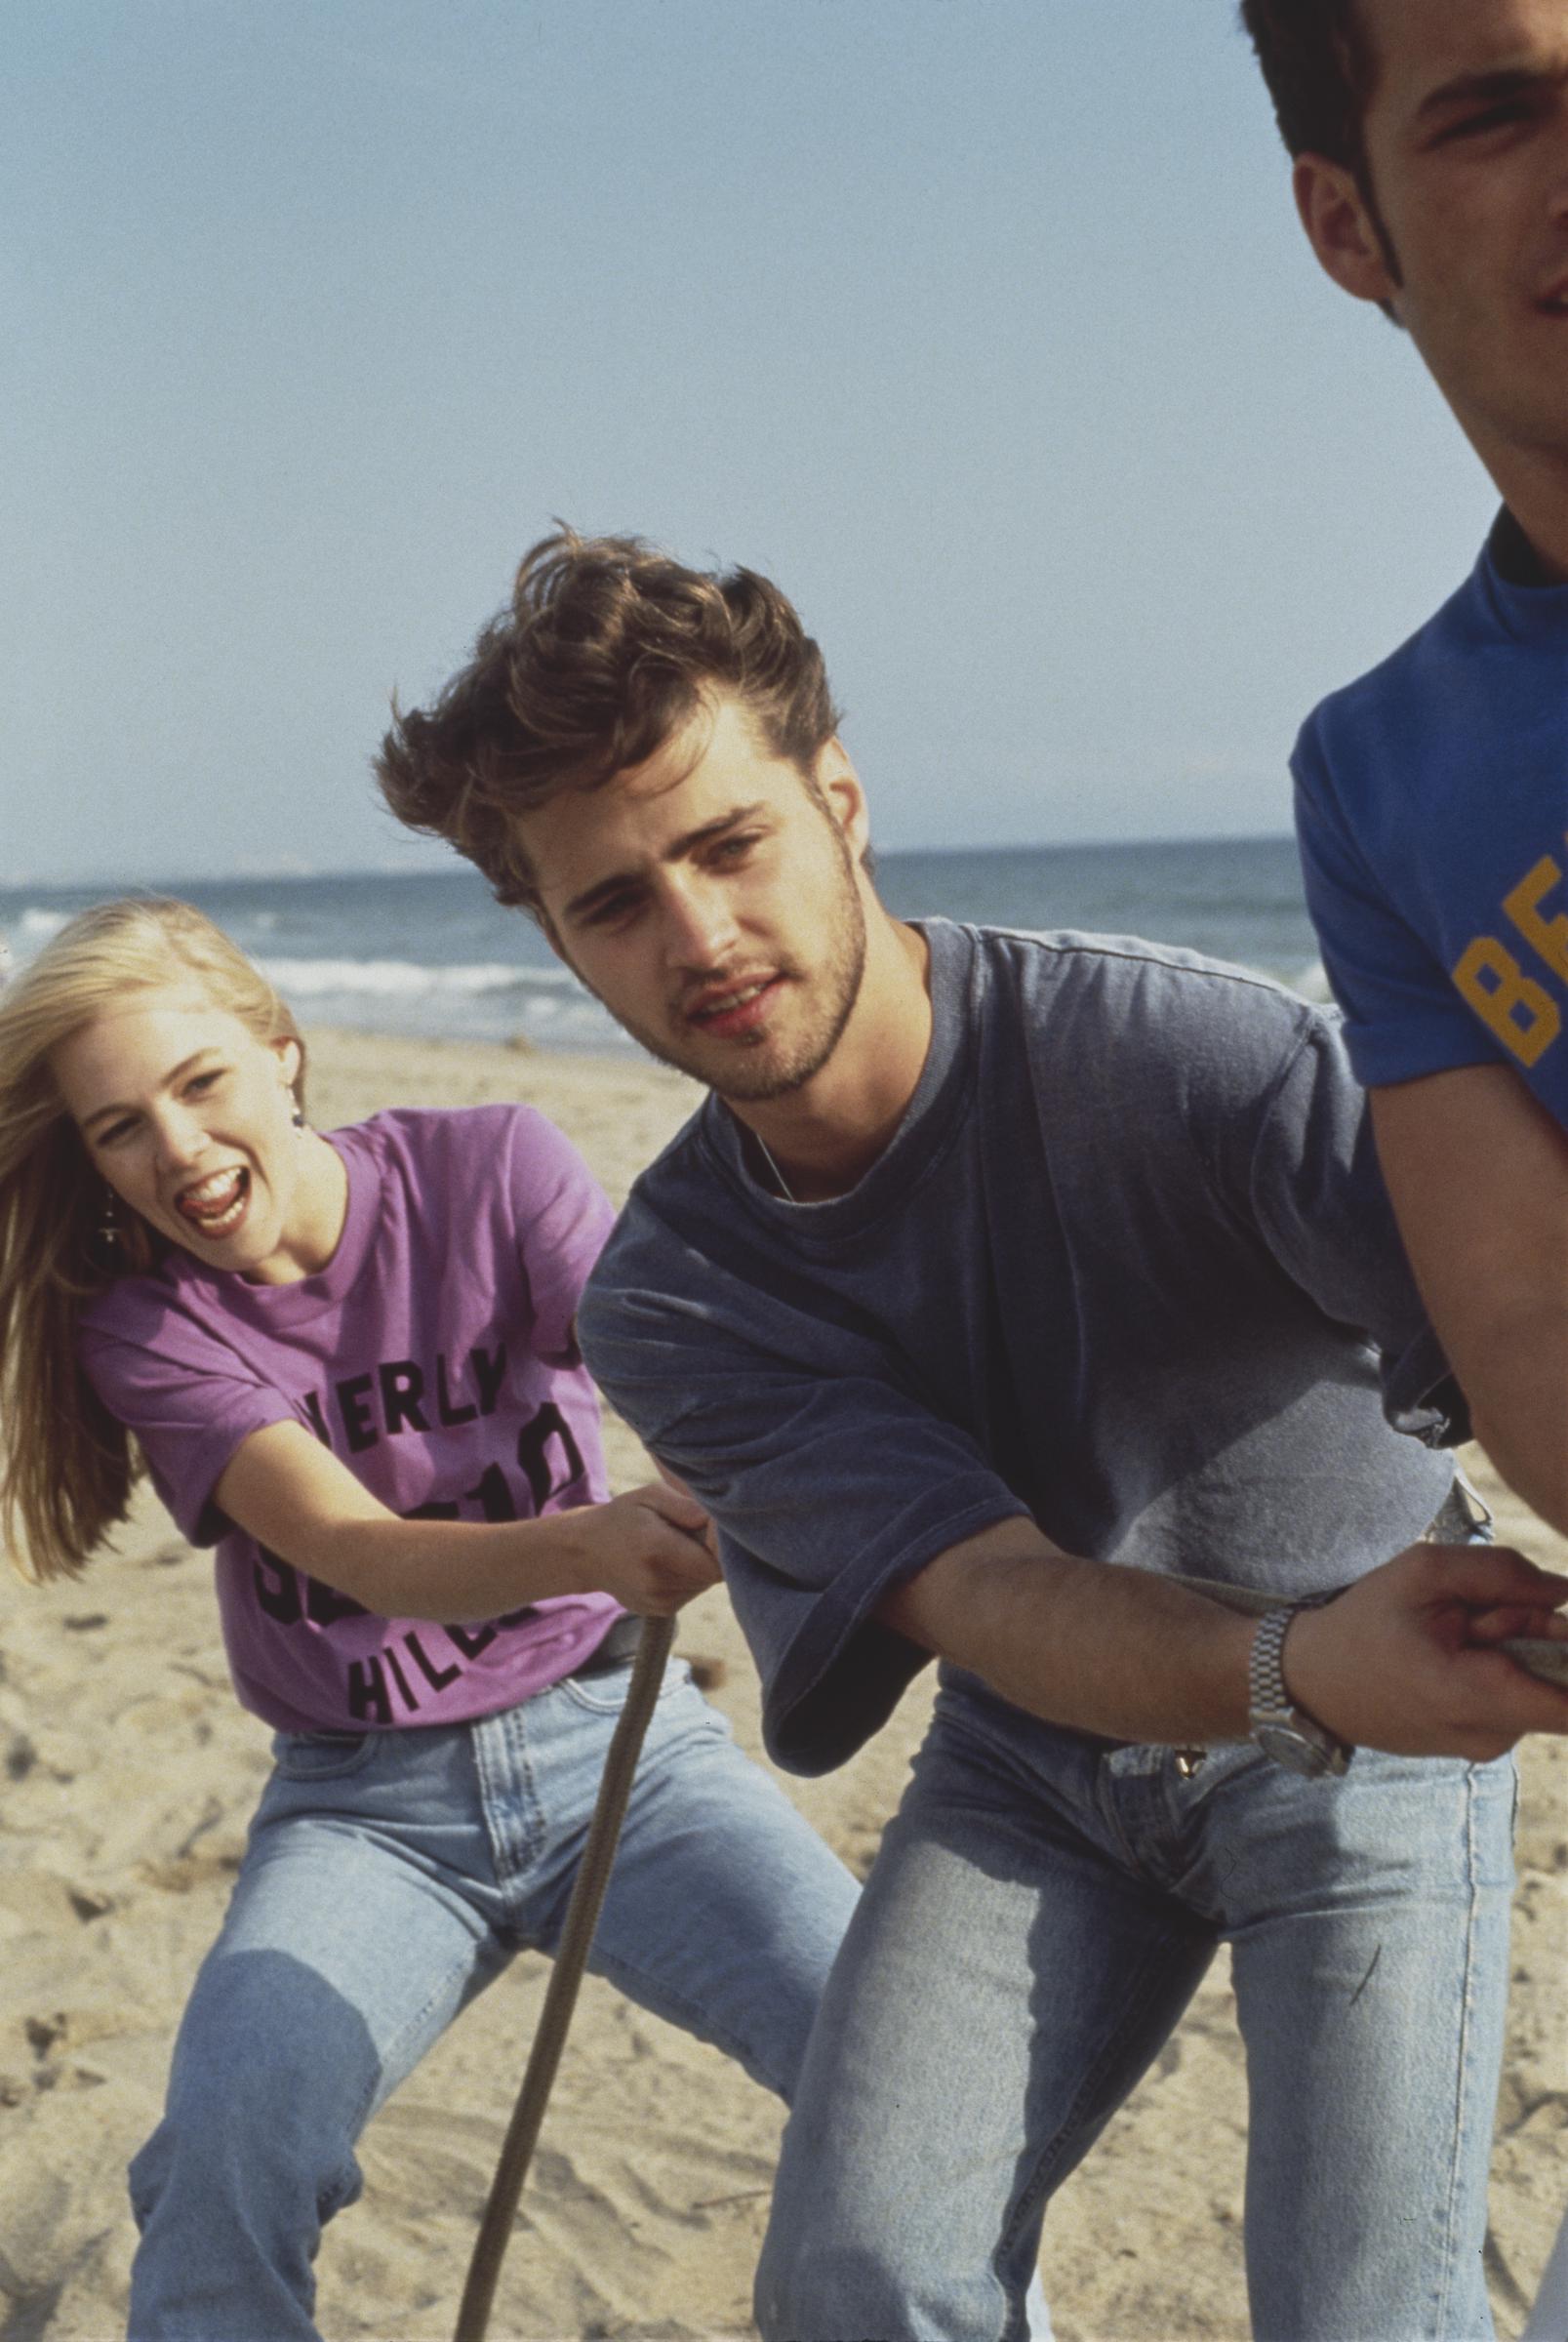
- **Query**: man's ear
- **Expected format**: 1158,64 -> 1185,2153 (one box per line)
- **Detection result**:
1293,151 -> 1399,308
815,738 -> 871,863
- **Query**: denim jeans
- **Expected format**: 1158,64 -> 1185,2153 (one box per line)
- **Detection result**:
127,1658 -> 860,2340
755,1671 -> 1515,2342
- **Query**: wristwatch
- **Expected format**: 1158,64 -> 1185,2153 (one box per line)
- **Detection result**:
1248,1599 -> 1352,1778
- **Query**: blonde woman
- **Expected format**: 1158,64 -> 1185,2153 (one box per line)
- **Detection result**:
0,898 -> 857,2341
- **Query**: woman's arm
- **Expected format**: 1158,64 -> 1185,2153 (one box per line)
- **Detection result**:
215,1420 -> 719,1622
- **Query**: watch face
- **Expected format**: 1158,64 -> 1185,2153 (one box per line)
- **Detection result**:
1254,1723 -> 1337,1778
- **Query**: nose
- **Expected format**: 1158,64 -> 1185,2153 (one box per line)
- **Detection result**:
151,1104 -> 211,1177
657,872 -> 741,970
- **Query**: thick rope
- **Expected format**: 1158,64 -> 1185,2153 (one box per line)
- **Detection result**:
454,1612 -> 676,2342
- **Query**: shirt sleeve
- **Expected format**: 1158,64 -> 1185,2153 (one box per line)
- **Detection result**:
508,1110 -> 618,1367
579,1236 -> 1030,1774
1233,1011 -> 1468,1447
1293,724 -> 1499,1088
77,1316 -> 298,1546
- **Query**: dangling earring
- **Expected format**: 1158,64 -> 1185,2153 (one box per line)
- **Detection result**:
291,1103 -> 305,1129
97,1184 -> 122,1251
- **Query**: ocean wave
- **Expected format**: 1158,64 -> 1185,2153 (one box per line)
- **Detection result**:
259,956 -> 574,999
17,908 -> 71,939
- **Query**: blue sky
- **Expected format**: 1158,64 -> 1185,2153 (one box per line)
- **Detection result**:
4,1 -> 1497,881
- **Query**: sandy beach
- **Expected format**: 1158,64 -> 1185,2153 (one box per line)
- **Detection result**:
0,1024 -> 1562,2340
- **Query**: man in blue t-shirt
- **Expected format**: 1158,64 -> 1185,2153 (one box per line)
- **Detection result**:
1242,0 -> 1568,1551
381,529 -> 1568,2340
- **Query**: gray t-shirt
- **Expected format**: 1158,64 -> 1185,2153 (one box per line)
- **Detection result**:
580,922 -> 1457,1775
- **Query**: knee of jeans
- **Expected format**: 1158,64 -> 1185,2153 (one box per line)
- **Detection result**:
755,2218 -> 909,2342
131,2078 -> 365,2238
143,1944 -> 383,2212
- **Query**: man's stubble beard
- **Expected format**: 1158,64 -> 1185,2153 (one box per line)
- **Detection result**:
696,885 -> 869,1104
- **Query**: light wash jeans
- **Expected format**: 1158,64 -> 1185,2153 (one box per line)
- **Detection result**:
127,1657 -> 860,2340
755,1671 -> 1515,2342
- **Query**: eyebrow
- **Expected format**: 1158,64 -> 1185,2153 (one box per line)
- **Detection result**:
1416,61 -> 1568,125
560,801 -> 771,922
80,1048 -> 218,1134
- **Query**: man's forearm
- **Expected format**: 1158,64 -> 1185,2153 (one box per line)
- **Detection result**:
879,1514 -> 1568,1761
878,1518 -> 1256,1744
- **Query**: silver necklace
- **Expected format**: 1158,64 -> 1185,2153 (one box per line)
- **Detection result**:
752,1130 -> 797,1203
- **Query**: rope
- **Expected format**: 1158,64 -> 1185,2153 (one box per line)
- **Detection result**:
454,1612 -> 677,2342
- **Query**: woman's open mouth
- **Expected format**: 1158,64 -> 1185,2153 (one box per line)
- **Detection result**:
174,1165 -> 251,1240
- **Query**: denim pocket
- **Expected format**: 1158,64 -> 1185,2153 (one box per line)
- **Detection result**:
270,1728 -> 378,1782
560,1655 -> 691,1715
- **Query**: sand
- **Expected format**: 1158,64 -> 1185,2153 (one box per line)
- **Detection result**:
0,1025 -> 1562,2340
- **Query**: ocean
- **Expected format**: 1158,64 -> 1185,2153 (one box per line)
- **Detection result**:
0,838 -> 1324,1056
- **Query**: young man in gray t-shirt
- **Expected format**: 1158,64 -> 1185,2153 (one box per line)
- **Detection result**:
379,530 -> 1568,2341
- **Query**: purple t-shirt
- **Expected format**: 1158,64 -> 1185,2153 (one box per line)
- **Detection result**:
79,1105 -> 622,1734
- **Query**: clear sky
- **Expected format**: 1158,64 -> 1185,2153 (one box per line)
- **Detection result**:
4,0 -> 1499,882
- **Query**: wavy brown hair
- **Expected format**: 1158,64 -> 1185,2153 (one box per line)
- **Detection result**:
377,528 -> 843,910
0,899 -> 304,1582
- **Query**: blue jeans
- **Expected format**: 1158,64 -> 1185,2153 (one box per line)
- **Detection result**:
756,1672 -> 1515,2342
127,1658 -> 860,2340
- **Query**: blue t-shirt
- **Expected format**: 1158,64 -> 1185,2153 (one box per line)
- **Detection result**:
1293,510 -> 1568,1114
580,922 -> 1457,1776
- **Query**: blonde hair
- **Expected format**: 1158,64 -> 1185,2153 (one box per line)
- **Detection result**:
0,899 -> 303,1582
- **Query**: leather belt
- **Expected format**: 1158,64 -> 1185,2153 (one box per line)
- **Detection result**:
570,1613 -> 645,1677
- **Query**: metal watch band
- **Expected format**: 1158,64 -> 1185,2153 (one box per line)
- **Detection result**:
1249,1604 -> 1295,1716
1248,1600 -> 1352,1777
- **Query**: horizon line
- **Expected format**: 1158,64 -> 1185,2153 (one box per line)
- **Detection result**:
0,828 -> 1300,894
